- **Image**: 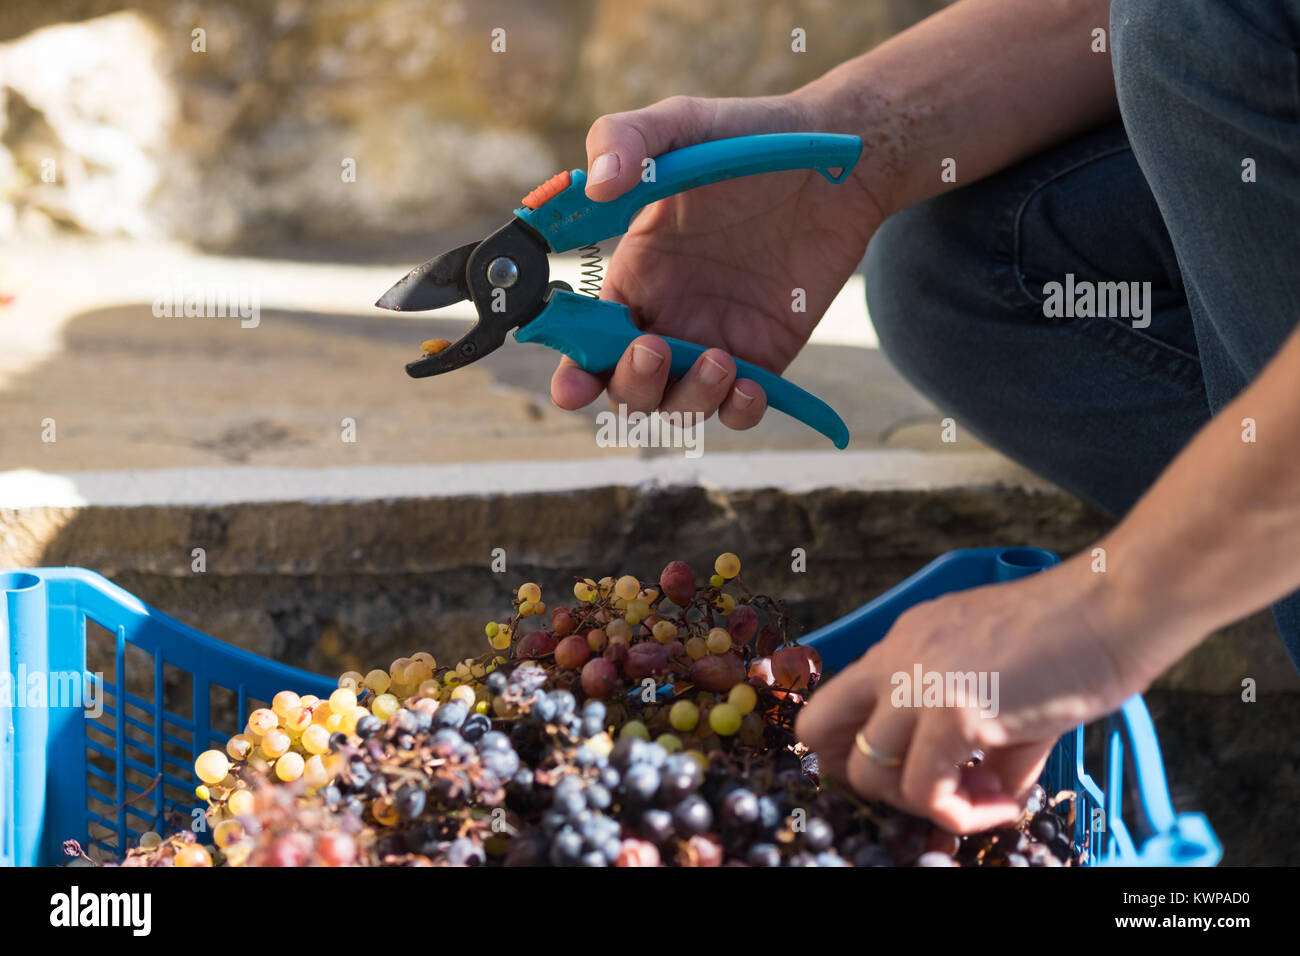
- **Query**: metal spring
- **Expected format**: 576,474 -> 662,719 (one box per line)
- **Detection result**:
577,244 -> 603,297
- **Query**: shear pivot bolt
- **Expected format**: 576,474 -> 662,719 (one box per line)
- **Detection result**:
486,257 -> 518,289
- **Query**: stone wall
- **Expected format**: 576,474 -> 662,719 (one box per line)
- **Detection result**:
0,0 -> 945,250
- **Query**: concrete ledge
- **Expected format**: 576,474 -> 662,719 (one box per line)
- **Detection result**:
3,454 -> 1295,696
0,450 -> 1054,507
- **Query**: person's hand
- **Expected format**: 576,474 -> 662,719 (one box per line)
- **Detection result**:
550,93 -> 887,432
796,555 -> 1159,833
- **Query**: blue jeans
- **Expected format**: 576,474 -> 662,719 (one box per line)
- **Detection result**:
864,0 -> 1300,669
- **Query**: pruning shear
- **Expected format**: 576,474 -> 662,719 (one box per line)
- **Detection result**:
374,133 -> 863,448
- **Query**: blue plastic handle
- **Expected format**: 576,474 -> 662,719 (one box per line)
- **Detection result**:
516,289 -> 849,448
516,133 -> 863,252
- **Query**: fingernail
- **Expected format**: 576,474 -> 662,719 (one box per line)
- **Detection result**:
731,383 -> 755,408
700,354 -> 729,386
588,151 -> 620,186
631,343 -> 665,375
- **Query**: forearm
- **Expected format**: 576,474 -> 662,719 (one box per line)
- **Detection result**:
1097,327 -> 1300,676
794,0 -> 1117,217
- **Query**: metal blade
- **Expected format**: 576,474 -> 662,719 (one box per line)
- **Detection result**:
374,241 -> 479,311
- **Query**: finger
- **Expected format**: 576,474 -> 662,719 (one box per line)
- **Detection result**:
844,706 -> 916,804
979,741 -> 1055,805
605,334 -> 671,414
717,378 -> 767,431
795,659 -> 877,781
903,719 -> 1023,833
584,96 -> 708,201
660,349 -> 735,418
551,355 -> 606,410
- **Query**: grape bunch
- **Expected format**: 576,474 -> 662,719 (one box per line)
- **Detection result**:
101,553 -> 1082,867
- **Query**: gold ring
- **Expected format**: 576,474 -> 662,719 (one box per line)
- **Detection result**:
855,731 -> 903,767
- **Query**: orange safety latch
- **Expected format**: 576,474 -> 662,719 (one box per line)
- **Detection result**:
521,170 -> 572,209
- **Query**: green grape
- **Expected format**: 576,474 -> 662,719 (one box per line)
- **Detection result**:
226,733 -> 254,761
709,574 -> 725,588
260,730 -> 290,759
372,693 -> 400,721
728,682 -> 758,715
271,690 -> 301,719
706,628 -> 732,654
685,637 -> 708,660
364,669 -> 391,694
714,552 -> 741,579
303,753 -> 329,787
214,818 -> 245,848
485,621 -> 500,638
709,702 -> 742,736
247,708 -> 278,736
195,749 -> 230,785
227,789 -> 255,816
301,724 -> 331,755
338,671 -> 364,693
619,720 -> 650,741
518,582 -> 542,604
275,751 -> 305,782
614,575 -> 641,601
656,734 -> 683,753
669,700 -> 699,732
329,687 -> 357,713
652,620 -> 678,643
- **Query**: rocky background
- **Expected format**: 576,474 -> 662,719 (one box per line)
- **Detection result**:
0,0 -> 944,254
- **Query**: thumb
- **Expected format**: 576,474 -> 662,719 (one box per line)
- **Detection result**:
583,94 -> 809,202
584,95 -> 708,201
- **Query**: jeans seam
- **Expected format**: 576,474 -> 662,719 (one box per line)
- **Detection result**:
988,141 -> 1203,392
1005,143 -> 1134,311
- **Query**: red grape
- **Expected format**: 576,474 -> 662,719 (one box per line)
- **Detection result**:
554,634 -> 591,670
686,834 -> 724,867
755,622 -> 782,657
691,653 -> 746,692
625,642 -> 670,681
586,627 -> 608,652
659,561 -> 696,607
772,646 -> 814,690
551,608 -> 576,637
726,605 -> 759,645
603,642 -> 629,668
616,838 -> 660,867
516,630 -> 558,659
318,831 -> 356,866
580,657 -> 620,698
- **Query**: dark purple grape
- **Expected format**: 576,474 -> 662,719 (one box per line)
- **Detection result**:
721,789 -> 759,828
747,843 -> 782,867
672,795 -> 713,836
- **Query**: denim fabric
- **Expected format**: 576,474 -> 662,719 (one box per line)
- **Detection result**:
864,0 -> 1300,668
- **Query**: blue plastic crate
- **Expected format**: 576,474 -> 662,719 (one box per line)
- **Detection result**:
1,548 -> 1220,867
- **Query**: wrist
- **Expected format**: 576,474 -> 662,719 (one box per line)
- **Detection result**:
1074,533 -> 1216,693
791,68 -> 915,224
